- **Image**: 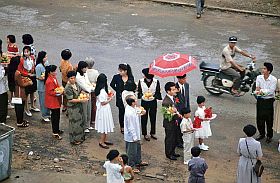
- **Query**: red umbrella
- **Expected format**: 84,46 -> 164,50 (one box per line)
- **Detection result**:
149,52 -> 197,78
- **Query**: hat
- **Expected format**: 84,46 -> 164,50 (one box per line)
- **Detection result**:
229,36 -> 237,43
106,150 -> 120,161
196,96 -> 205,104
142,68 -> 154,79
243,124 -> 257,137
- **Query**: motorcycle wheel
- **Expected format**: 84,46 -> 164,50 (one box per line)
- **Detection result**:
203,75 -> 223,96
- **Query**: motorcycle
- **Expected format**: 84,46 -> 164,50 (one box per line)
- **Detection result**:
199,61 -> 261,97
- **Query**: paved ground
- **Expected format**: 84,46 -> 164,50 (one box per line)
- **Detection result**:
145,0 -> 280,15
0,0 -> 280,182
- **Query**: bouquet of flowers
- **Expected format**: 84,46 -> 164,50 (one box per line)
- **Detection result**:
204,107 -> 213,118
193,116 -> 202,128
161,106 -> 177,121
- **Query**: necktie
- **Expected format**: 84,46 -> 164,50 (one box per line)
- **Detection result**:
181,86 -> 185,97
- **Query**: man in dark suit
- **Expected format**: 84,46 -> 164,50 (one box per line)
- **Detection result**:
176,74 -> 190,111
175,74 -> 190,148
162,82 -> 181,160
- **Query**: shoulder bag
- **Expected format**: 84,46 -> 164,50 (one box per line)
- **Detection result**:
245,139 -> 264,177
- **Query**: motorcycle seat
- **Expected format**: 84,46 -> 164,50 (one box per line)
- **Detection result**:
199,61 -> 220,73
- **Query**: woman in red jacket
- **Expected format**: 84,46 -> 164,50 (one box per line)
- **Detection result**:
45,65 -> 63,140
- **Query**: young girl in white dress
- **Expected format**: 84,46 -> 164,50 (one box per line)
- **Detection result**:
194,96 -> 214,151
95,73 -> 115,149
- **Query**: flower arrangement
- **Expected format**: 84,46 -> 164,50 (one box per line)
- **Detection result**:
204,107 -> 213,118
161,106 -> 177,121
193,116 -> 202,128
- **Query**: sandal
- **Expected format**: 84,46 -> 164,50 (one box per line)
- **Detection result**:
99,143 -> 109,149
17,121 -> 29,128
72,141 -> 82,145
144,135 -> 150,141
133,168 -> 140,173
104,141 -> 114,145
138,161 -> 149,166
52,134 -> 62,140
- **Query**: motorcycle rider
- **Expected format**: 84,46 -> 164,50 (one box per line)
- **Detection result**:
220,36 -> 256,96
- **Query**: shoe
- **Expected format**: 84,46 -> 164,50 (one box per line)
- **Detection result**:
99,143 -> 109,149
144,135 -> 150,141
173,153 -> 180,157
176,144 -> 184,149
184,160 -> 190,165
256,135 -> 265,141
8,103 -> 14,109
166,156 -> 177,160
52,134 -> 62,140
201,8 -> 205,14
42,117 -> 50,122
137,161 -> 149,166
62,108 -> 67,112
150,135 -> 157,140
84,129 -> 90,133
6,115 -> 10,119
25,110 -> 32,117
202,143 -> 209,149
199,144 -> 209,151
88,127 -> 94,130
266,137 -> 272,143
104,141 -> 114,145
58,130 -> 64,135
30,107 -> 40,112
196,14 -> 201,19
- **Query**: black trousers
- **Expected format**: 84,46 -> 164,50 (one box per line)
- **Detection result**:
141,100 -> 157,136
15,101 -> 25,124
165,125 -> 177,157
176,119 -> 183,146
0,92 -> 8,123
256,98 -> 274,138
118,106 -> 125,128
51,108 -> 60,134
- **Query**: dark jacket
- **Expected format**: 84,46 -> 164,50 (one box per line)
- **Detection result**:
110,74 -> 134,108
175,82 -> 190,111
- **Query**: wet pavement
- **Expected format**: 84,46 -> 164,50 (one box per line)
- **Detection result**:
0,0 -> 280,182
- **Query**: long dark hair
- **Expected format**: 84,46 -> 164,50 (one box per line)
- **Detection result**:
77,61 -> 88,76
7,56 -> 20,81
36,51 -> 47,66
44,65 -> 57,84
22,46 -> 31,59
95,73 -> 108,96
118,63 -> 134,80
0,39 -> 2,56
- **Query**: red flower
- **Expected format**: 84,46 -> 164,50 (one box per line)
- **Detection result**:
193,116 -> 202,128
204,107 -> 213,118
174,97 -> 180,104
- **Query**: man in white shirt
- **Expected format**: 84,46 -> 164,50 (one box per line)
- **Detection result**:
124,96 -> 147,172
220,36 -> 256,95
0,64 -> 8,123
255,62 -> 277,143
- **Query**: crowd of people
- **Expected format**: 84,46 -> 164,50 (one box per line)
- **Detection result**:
0,33 -> 280,183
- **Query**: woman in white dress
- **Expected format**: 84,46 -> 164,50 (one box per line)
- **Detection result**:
237,124 -> 262,183
95,73 -> 115,149
274,79 -> 280,152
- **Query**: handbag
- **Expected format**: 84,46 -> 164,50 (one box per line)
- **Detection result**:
245,139 -> 264,177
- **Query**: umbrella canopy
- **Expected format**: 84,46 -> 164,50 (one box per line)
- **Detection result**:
149,52 -> 197,78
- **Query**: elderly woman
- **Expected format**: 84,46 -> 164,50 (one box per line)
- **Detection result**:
64,71 -> 87,145
237,124 -> 262,183
85,58 -> 99,125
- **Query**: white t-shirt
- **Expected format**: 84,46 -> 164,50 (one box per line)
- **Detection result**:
180,118 -> 193,133
220,45 -> 242,70
103,161 -> 124,183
